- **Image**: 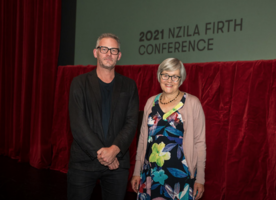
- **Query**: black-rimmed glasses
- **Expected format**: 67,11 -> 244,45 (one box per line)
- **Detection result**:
97,46 -> 120,55
160,74 -> 181,82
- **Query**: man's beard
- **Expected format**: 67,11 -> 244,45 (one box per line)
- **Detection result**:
99,58 -> 116,70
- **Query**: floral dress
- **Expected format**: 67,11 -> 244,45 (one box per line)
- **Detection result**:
137,93 -> 195,200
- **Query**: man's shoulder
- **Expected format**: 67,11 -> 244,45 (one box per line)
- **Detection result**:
71,70 -> 95,86
74,70 -> 95,81
115,72 -> 136,86
116,72 -> 134,82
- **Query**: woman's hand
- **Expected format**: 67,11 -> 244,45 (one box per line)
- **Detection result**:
193,182 -> 204,199
131,176 -> 140,193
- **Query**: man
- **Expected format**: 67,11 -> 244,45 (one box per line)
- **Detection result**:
67,33 -> 139,200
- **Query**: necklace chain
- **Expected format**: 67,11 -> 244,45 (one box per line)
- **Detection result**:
160,91 -> 180,104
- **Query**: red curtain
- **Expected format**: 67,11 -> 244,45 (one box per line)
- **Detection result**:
51,60 -> 276,199
0,0 -> 61,168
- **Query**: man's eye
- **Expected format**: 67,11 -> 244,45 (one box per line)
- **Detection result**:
102,47 -> 107,51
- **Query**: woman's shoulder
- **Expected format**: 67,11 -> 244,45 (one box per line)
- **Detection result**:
180,92 -> 205,118
184,92 -> 201,104
144,94 -> 161,110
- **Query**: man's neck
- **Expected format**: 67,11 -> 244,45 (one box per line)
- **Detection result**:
96,67 -> 115,83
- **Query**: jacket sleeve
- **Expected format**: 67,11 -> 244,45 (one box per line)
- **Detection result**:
193,98 -> 206,185
112,81 -> 139,157
69,77 -> 104,160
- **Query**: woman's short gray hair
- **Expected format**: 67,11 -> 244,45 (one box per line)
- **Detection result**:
157,58 -> 186,85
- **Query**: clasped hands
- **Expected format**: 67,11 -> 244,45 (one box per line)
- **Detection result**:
97,145 -> 120,170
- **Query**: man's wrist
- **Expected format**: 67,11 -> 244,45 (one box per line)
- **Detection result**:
110,145 -> 120,155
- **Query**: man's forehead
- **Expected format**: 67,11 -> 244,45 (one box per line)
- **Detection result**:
98,37 -> 119,47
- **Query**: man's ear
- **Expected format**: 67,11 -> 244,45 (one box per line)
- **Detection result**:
93,48 -> 98,58
117,52 -> 122,61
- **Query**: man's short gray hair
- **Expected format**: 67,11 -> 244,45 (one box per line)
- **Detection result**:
95,33 -> 120,49
157,58 -> 186,85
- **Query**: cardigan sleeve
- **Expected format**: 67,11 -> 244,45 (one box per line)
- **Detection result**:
193,97 -> 206,185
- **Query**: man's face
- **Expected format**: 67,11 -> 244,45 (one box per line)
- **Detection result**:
93,37 -> 121,70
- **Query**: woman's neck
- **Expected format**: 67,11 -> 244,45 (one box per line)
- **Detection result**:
160,90 -> 181,105
162,90 -> 180,101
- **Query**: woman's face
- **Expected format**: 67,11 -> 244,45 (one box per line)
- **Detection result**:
160,69 -> 181,95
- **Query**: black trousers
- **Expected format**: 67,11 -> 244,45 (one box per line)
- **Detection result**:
67,167 -> 129,200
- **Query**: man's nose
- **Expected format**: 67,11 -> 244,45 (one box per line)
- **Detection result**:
106,49 -> 112,55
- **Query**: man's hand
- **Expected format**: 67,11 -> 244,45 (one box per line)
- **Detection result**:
193,182 -> 204,200
108,158 -> 119,170
131,176 -> 140,193
97,145 -> 120,166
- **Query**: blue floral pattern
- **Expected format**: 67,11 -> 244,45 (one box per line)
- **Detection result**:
137,93 -> 195,200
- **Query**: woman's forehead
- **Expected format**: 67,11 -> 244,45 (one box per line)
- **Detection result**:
162,69 -> 180,75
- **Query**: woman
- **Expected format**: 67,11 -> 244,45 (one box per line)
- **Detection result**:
131,58 -> 206,200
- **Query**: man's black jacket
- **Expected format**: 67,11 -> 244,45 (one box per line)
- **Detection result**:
68,69 -> 139,171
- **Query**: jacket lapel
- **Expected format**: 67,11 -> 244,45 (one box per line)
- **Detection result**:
87,70 -> 106,143
88,70 -> 102,112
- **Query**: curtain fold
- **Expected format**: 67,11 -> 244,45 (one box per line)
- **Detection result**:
0,0 -> 61,168
50,60 -> 276,199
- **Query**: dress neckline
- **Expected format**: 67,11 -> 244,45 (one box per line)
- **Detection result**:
154,93 -> 186,120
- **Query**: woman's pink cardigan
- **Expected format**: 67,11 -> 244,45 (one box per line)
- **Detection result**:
133,93 -> 206,185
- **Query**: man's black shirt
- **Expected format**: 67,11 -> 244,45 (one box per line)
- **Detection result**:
98,77 -> 114,139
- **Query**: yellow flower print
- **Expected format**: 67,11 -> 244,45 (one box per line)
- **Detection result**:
149,142 -> 171,167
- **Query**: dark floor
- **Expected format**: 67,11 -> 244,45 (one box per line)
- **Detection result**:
0,155 -> 137,200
